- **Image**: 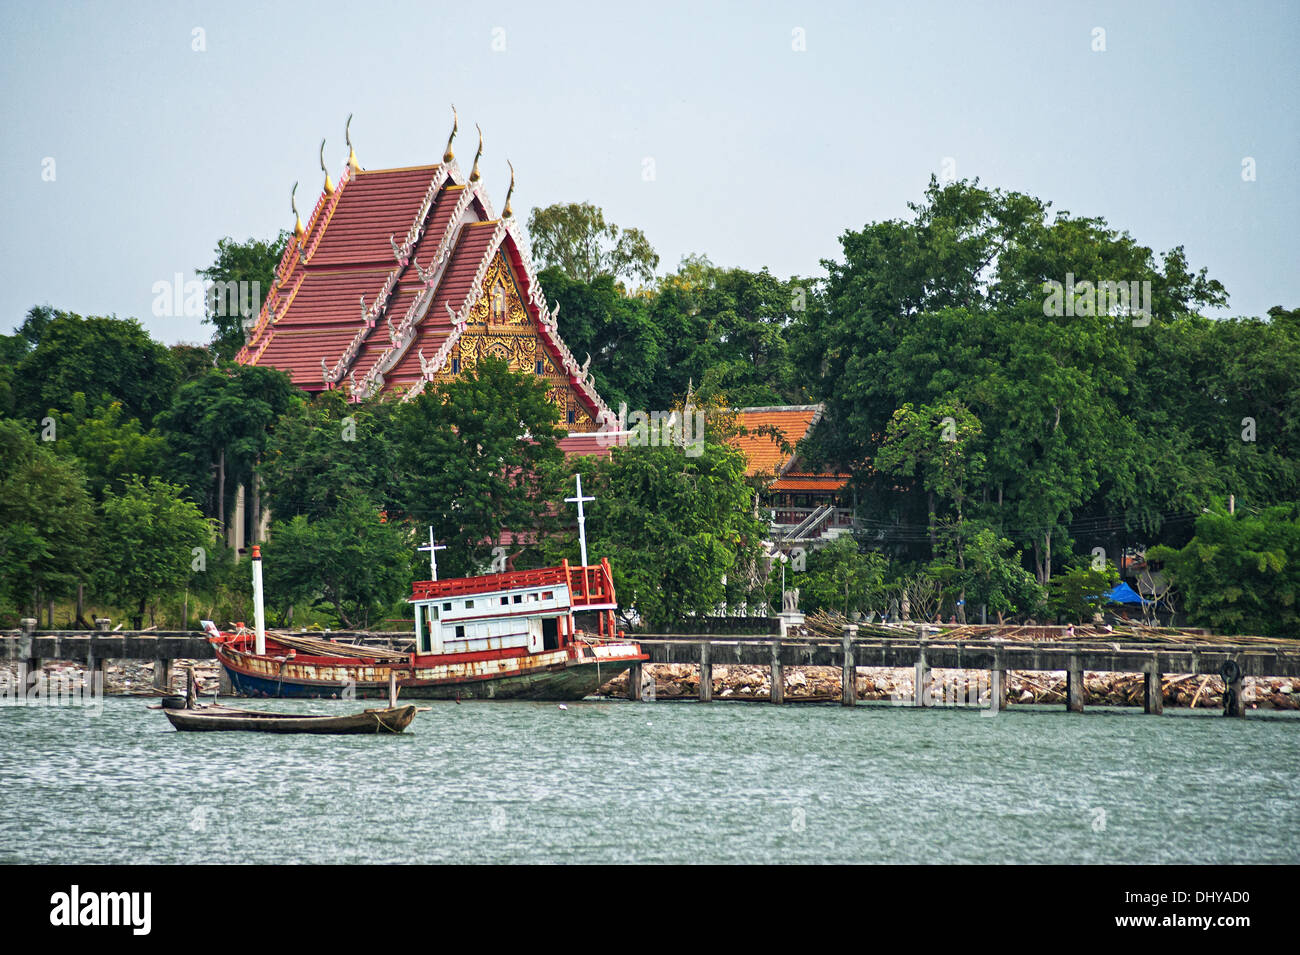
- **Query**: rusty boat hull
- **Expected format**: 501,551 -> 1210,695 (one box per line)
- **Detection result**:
214,643 -> 645,701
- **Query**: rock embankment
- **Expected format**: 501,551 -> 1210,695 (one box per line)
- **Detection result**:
598,663 -> 1299,710
0,659 -> 221,696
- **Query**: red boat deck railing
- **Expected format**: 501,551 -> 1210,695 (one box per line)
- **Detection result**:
410,560 -> 616,607
565,557 -> 616,608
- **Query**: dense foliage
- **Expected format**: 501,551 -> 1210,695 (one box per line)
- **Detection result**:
1,181 -> 1296,634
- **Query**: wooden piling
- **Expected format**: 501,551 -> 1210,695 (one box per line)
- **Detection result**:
698,642 -> 712,703
1143,659 -> 1164,715
1066,657 -> 1085,713
626,661 -> 643,701
18,619 -> 37,699
1224,671 -> 1246,718
769,640 -> 784,705
841,626 -> 857,706
153,657 -> 172,692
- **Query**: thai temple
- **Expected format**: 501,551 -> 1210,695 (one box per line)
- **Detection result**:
236,112 -> 608,435
232,113 -> 854,556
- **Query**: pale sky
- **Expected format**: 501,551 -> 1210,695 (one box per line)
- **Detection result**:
2,0 -> 1296,345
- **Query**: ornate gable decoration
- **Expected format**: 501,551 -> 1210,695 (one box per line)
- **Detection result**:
437,250 -> 592,430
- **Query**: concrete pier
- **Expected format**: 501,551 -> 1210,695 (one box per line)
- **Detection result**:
1066,657 -> 1085,713
841,626 -> 857,706
991,648 -> 1008,711
769,641 -> 784,705
698,641 -> 712,703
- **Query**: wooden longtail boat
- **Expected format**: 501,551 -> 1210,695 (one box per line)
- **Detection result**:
161,703 -> 418,734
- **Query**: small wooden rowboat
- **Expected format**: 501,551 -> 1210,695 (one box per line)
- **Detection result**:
161,703 -> 419,734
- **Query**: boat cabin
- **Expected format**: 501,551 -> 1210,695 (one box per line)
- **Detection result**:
409,558 -> 619,659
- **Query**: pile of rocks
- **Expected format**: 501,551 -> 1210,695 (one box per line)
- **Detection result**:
0,659 -> 223,696
599,663 -> 1299,709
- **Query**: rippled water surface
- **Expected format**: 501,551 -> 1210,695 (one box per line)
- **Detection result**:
1,697 -> 1296,863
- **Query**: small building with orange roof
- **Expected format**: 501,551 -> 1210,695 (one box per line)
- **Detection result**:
729,404 -> 855,544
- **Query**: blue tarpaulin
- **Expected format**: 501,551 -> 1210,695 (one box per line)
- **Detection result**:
1106,581 -> 1145,604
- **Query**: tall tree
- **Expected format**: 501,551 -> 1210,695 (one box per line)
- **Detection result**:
156,364 -> 299,528
259,391 -> 399,522
0,421 -> 94,620
197,232 -> 289,360
527,202 -> 659,285
14,311 -> 179,427
568,432 -> 766,629
1149,503 -> 1300,637
261,493 -> 411,629
94,476 -> 211,629
393,359 -> 567,577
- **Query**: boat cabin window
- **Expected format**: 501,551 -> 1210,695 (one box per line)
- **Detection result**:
465,600 -> 474,609
513,595 -> 522,603
455,625 -> 465,639
542,591 -> 553,600
443,602 -> 451,611
500,596 -> 509,605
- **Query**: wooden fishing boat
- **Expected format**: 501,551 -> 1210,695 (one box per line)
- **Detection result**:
206,477 -> 646,701
161,702 -> 418,734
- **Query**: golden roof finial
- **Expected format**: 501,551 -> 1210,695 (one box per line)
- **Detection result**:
291,181 -> 305,238
469,124 -> 483,183
502,160 -> 515,218
345,113 -> 359,172
443,105 -> 458,164
319,139 -> 335,195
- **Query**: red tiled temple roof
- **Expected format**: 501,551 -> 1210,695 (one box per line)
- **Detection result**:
236,145 -> 609,431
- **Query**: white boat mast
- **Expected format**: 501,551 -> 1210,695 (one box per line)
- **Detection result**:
565,473 -> 595,568
417,526 -> 447,580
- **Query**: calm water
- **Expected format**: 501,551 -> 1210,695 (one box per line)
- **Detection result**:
1,697 -> 1297,864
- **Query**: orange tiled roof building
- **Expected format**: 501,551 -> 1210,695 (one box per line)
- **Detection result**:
730,405 -> 855,543
236,115 -> 609,433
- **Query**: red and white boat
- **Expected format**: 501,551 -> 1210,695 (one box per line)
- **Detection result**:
205,550 -> 646,701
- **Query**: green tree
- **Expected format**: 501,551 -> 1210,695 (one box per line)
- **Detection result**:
791,177 -> 1236,583
49,395 -> 168,499
95,476 -> 212,629
1148,503 -> 1300,636
197,232 -> 289,359
954,527 -> 1044,624
537,267 -> 662,411
874,399 -> 984,563
14,311 -> 179,427
156,363 -> 300,527
259,390 -> 399,521
651,257 -> 804,408
0,421 -> 95,621
796,536 -> 890,617
261,493 -> 411,629
573,435 -> 765,629
526,202 -> 659,285
393,359 -> 566,576
1045,561 -> 1120,624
